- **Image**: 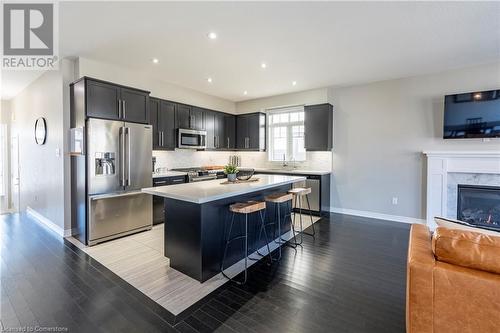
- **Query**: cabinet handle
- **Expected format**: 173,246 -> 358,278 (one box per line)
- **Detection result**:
227,137 -> 229,149
155,181 -> 167,185
172,178 -> 184,183
118,99 -> 122,119
158,132 -> 161,146
161,131 -> 164,146
122,100 -> 126,119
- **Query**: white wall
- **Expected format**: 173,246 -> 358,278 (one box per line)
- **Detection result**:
77,57 -> 236,113
328,61 -> 500,221
9,59 -> 76,232
235,88 -> 328,114
0,100 -> 12,213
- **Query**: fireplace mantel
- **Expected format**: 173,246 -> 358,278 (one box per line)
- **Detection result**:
424,151 -> 500,228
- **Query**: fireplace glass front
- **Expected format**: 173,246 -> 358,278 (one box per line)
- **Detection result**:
457,185 -> 500,231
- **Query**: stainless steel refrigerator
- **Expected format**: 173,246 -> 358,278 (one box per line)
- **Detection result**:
84,118 -> 152,245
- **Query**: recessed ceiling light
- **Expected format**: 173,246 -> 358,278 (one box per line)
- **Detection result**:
207,32 -> 217,40
152,58 -> 159,64
261,63 -> 267,69
243,91 -> 248,95
292,81 -> 297,86
207,77 -> 213,83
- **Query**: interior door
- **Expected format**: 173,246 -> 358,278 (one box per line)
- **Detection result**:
10,134 -> 19,212
87,118 -> 124,195
125,122 -> 152,190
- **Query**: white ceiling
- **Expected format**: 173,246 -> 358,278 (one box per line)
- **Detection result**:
2,1 -> 500,101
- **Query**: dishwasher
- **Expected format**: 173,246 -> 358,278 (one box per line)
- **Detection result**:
292,175 -> 321,213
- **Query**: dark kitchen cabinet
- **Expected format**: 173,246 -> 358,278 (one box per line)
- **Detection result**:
86,80 -> 121,120
176,104 -> 191,129
149,98 -> 160,148
191,107 -> 205,130
176,105 -> 205,130
120,88 -> 149,123
304,103 -> 333,151
84,77 -> 150,124
205,110 -> 216,149
224,115 -> 236,149
159,100 -> 176,150
236,113 -> 266,151
149,98 -> 176,150
205,110 -> 230,150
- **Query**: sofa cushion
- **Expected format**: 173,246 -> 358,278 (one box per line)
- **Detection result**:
434,216 -> 500,237
432,227 -> 500,275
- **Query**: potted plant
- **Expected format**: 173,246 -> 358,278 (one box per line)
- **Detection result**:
224,164 -> 238,182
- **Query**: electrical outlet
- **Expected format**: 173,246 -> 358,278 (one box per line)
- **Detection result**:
392,197 -> 398,205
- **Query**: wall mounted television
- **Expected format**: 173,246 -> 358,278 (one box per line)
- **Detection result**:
443,89 -> 500,139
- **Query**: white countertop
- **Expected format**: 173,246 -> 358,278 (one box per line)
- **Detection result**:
142,174 -> 306,204
152,171 -> 188,178
252,168 -> 331,176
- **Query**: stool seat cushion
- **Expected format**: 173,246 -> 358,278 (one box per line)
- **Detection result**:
288,187 -> 312,195
265,193 -> 293,203
230,201 -> 266,214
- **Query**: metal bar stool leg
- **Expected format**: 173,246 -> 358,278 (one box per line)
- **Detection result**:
306,194 -> 315,236
221,212 -> 248,285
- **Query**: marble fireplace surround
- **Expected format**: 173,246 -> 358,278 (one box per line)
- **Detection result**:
424,151 -> 500,228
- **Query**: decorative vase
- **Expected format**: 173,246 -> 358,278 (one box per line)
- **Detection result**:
227,173 -> 237,182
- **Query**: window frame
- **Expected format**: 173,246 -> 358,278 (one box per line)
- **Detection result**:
266,105 -> 306,162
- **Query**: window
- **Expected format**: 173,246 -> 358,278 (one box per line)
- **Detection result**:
267,106 -> 305,162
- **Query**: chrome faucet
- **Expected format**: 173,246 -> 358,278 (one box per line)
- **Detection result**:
282,154 -> 288,167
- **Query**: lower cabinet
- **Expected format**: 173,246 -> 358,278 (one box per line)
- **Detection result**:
152,175 -> 186,224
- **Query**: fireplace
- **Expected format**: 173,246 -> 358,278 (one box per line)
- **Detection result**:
457,185 -> 500,231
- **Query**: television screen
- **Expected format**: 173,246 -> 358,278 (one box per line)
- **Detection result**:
443,90 -> 500,139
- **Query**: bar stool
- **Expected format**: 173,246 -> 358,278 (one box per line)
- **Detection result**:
265,193 -> 297,260
288,187 -> 315,245
221,201 -> 272,285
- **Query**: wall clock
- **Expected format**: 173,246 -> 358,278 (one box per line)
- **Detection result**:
35,117 -> 47,145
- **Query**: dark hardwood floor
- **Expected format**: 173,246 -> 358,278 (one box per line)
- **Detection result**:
0,212 -> 410,332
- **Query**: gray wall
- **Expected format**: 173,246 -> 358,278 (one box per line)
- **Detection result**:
10,59 -> 75,231
328,61 -> 500,220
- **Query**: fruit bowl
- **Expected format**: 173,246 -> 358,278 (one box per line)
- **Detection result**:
236,168 -> 255,181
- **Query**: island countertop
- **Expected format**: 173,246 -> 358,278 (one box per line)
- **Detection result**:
142,174 -> 306,204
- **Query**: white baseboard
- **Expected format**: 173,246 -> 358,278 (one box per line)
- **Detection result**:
26,207 -> 72,237
330,207 -> 426,225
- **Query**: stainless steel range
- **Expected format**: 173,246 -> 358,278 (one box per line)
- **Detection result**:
171,168 -> 225,182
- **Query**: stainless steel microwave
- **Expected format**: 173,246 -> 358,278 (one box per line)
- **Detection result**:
177,128 -> 207,149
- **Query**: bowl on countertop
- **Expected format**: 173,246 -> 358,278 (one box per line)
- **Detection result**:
236,168 -> 255,181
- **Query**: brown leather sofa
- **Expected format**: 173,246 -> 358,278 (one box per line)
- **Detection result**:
406,224 -> 500,333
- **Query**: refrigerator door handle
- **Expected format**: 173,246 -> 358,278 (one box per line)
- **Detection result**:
119,126 -> 125,186
125,127 -> 131,186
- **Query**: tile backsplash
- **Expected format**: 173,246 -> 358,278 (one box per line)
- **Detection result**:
153,150 -> 332,171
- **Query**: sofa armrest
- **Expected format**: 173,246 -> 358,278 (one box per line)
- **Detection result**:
407,224 -> 435,333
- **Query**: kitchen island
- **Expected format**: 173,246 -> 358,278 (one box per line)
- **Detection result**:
142,174 -> 305,282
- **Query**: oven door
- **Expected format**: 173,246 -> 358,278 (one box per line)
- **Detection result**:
177,129 -> 206,149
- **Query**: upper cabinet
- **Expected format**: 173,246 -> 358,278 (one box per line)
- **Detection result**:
84,78 -> 150,124
177,105 -> 205,130
224,114 -> 236,150
236,113 -> 266,151
150,98 -> 176,150
304,103 -> 333,151
204,110 -> 233,150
